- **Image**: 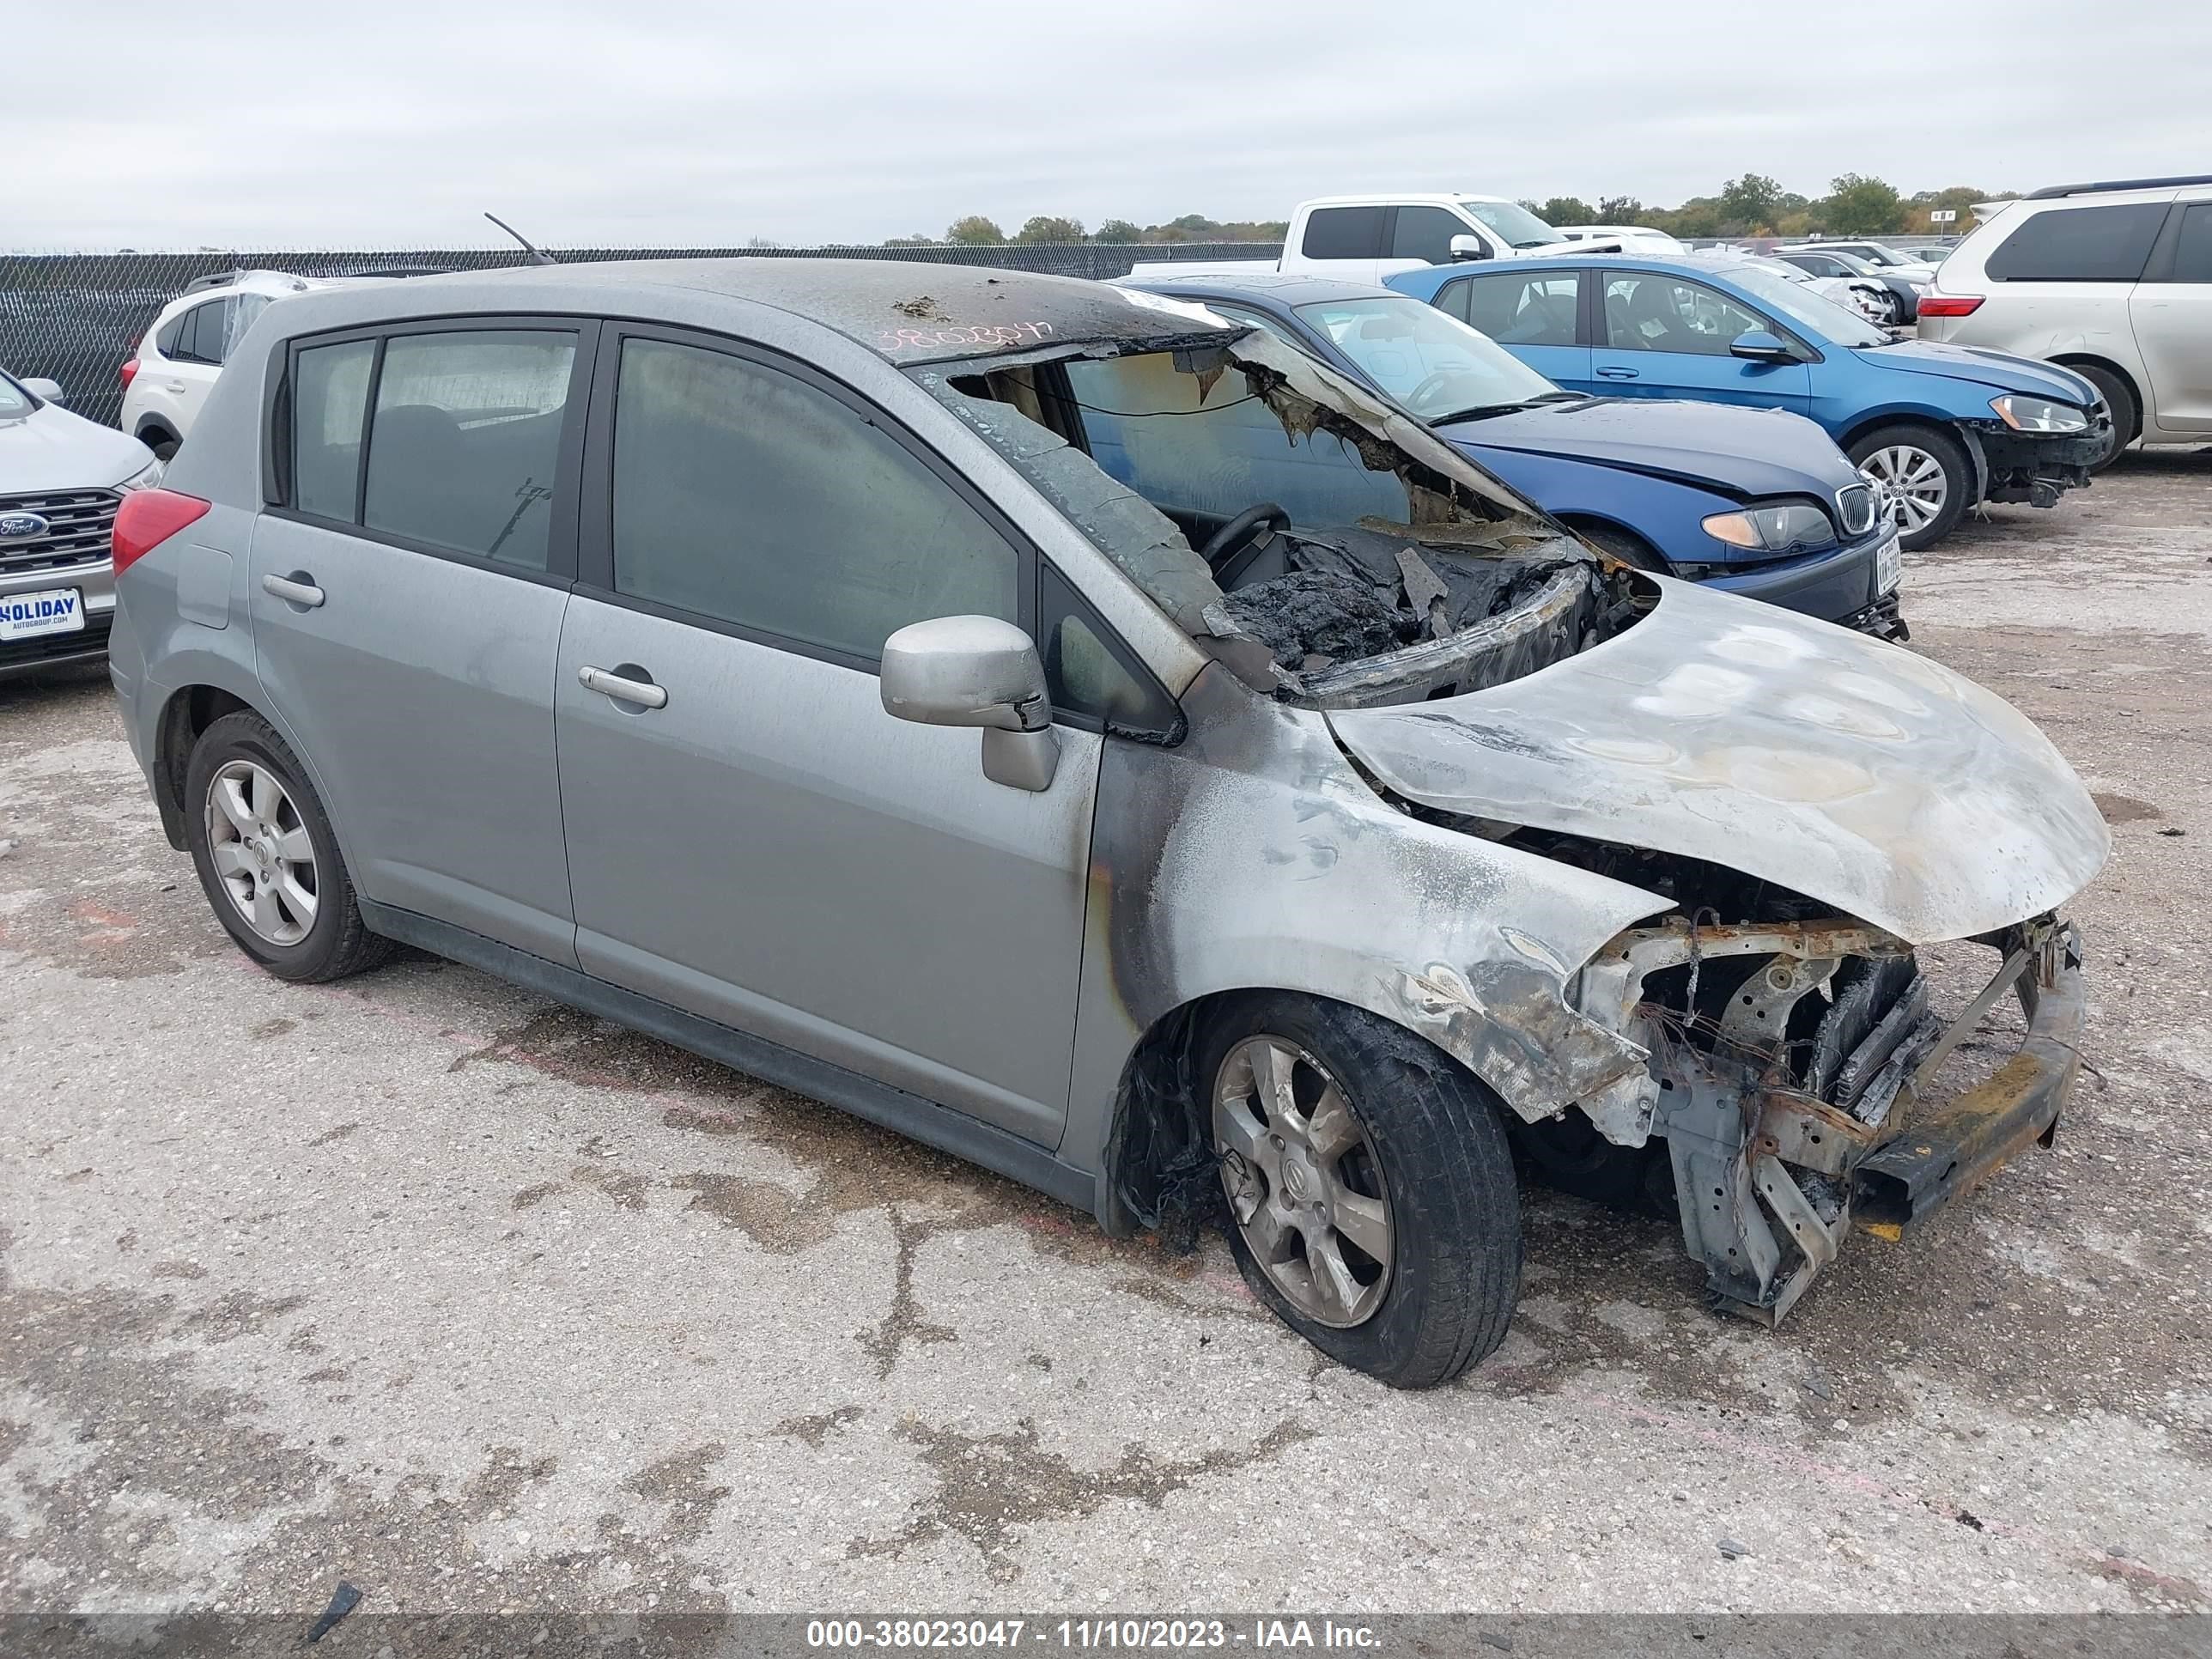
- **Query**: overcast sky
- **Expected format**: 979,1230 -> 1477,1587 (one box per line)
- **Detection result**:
13,1 -> 2209,249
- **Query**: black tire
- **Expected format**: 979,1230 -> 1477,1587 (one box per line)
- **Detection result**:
184,710 -> 391,982
1514,1108 -> 1664,1212
145,432 -> 179,463
2068,363 -> 2136,474
1200,994 -> 1522,1389
1847,422 -> 1971,551
1567,520 -> 1666,572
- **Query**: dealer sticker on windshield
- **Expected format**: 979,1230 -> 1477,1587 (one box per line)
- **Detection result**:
1875,531 -> 1903,596
0,588 -> 85,641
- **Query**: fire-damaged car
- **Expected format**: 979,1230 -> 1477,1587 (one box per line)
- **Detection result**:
110,261 -> 2108,1387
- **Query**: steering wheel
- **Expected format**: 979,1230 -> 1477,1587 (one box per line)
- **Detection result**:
1407,368 -> 1481,410
1197,502 -> 1290,574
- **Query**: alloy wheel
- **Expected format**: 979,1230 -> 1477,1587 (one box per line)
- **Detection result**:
1860,443 -> 1948,535
205,759 -> 319,945
1212,1035 -> 1393,1328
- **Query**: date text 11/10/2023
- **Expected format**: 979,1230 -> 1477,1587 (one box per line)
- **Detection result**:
803,1618 -> 1382,1650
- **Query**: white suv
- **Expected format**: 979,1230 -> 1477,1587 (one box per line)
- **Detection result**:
118,270 -> 336,458
1917,175 -> 2212,461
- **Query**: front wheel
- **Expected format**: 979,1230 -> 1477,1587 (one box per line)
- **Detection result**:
1203,995 -> 1522,1388
1849,423 -> 1971,550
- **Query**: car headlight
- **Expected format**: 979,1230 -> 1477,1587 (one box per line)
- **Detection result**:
1990,394 -> 2088,434
1700,501 -> 1838,554
116,459 -> 164,491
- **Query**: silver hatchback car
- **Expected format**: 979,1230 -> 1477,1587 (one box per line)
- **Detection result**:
110,261 -> 2107,1386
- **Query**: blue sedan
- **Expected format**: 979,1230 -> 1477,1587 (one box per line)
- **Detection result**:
1383,253 -> 2108,550
1125,272 -> 1904,636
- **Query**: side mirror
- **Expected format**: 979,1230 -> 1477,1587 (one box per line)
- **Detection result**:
21,377 -> 65,405
1447,234 -> 1490,263
880,615 -> 1059,792
1729,330 -> 1796,364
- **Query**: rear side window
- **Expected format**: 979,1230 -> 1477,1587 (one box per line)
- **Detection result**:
170,300 -> 231,366
155,313 -> 186,356
2162,203 -> 2212,283
1301,206 -> 1386,260
608,337 -> 1018,662
1390,206 -> 1473,264
1449,271 -> 1580,346
1985,204 -> 2166,282
361,330 -> 577,568
291,339 -> 376,520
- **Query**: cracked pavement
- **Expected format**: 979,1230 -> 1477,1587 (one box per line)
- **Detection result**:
2,452 -> 2209,1616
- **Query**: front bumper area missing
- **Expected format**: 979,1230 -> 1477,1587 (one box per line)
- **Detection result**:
1576,915 -> 2085,1325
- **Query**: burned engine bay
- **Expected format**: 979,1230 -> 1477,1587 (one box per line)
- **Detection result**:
913,323 -> 1646,709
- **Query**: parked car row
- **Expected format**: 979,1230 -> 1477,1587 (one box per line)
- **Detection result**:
92,258 -> 2107,1387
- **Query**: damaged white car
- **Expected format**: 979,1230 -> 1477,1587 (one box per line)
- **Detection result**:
113,261 -> 2107,1387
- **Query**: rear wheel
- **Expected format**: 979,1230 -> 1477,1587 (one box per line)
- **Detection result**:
1849,423 -> 1970,550
184,711 -> 390,982
1203,995 -> 1522,1388
2068,363 -> 2136,473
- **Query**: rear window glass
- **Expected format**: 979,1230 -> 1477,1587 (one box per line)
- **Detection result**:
2166,203 -> 2212,283
1450,271 -> 1580,347
361,330 -> 576,568
1985,203 -> 2166,282
1301,206 -> 1385,261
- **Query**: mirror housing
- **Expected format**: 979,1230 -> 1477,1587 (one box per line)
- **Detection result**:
1729,330 -> 1797,365
21,377 -> 65,405
880,615 -> 1059,791
1447,234 -> 1489,263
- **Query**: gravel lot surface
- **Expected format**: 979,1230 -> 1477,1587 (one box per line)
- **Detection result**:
3,452 -> 2209,1619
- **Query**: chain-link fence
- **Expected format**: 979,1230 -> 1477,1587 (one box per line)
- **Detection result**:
0,241 -> 1279,429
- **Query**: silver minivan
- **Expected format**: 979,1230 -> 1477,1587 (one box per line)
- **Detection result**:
109,261 -> 2106,1385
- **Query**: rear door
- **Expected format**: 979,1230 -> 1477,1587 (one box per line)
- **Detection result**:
1287,205 -> 1388,281
1589,271 -> 1811,412
552,325 -> 1106,1145
1436,269 -> 1592,391
143,299 -> 228,440
2131,198 -> 2212,432
250,317 -> 592,963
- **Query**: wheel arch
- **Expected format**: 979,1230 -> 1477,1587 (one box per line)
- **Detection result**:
2048,353 -> 2143,439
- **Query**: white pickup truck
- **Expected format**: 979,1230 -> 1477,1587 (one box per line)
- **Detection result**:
1128,193 -> 1614,283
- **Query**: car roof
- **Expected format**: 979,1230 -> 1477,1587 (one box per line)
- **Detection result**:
1123,271 -> 1402,307
1298,191 -> 1513,207
252,258 -> 1245,367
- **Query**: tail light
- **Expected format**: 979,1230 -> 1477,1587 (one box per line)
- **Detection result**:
112,489 -> 210,575
120,356 -> 140,390
1917,295 -> 1984,318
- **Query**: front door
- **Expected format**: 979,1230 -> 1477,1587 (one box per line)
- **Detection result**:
2133,200 -> 2212,432
1590,271 -> 1812,412
250,319 -> 592,963
553,327 -> 1100,1144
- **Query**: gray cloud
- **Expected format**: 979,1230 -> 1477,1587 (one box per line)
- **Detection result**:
12,0 -> 2209,248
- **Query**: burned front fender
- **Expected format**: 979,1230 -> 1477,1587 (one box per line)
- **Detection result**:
1063,663 -> 1674,1194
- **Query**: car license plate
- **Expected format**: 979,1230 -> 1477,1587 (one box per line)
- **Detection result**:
0,588 -> 85,641
1875,532 -> 1902,596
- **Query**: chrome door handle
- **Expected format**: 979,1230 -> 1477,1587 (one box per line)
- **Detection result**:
578,665 -> 667,709
1595,367 -> 1639,380
165,380 -> 187,393
261,573 -> 325,607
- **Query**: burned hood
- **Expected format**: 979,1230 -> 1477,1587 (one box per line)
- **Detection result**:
1327,576 -> 2109,945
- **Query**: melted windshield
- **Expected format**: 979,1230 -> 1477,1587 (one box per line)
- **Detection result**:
1291,295 -> 1564,422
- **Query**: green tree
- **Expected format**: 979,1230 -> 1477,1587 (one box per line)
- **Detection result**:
1092,218 -> 1146,243
944,216 -> 1005,245
1820,174 -> 1906,235
1013,215 -> 1086,244
883,233 -> 939,246
1539,196 -> 1595,226
1718,173 -> 1785,233
1168,213 -> 1220,234
1596,195 -> 1644,222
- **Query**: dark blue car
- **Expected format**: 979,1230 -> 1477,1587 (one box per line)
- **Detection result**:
1382,253 -> 2107,550
1125,272 -> 1904,637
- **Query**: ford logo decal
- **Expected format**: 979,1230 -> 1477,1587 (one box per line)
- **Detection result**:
0,511 -> 51,540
